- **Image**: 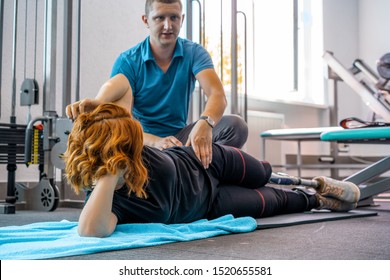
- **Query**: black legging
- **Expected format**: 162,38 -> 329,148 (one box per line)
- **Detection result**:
206,145 -> 318,219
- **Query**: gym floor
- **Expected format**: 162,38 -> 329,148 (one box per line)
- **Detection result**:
1,193 -> 389,260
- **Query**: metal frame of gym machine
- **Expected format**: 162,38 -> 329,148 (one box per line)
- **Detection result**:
0,0 -> 78,214
23,0 -> 78,211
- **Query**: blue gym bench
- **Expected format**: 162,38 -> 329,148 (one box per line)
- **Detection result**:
261,127 -> 343,177
320,127 -> 390,201
261,126 -> 390,203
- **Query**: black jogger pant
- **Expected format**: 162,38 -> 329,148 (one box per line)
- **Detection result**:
206,145 -> 318,219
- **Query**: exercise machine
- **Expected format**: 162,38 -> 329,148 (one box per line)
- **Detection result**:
0,0 -> 79,213
323,51 -> 390,122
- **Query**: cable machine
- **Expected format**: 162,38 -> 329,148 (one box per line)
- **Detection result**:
1,0 -> 76,214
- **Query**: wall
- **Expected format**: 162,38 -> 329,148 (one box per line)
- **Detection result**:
322,0 -> 360,122
359,0 -> 390,70
78,0 -> 147,100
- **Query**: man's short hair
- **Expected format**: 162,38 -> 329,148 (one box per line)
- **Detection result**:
145,0 -> 183,16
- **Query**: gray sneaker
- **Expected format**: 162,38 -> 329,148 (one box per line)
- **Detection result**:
315,194 -> 357,212
313,176 -> 360,203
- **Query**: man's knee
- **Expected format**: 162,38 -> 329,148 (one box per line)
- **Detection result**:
222,114 -> 248,134
214,114 -> 248,148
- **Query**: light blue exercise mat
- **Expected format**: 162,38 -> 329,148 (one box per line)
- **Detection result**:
0,214 -> 257,260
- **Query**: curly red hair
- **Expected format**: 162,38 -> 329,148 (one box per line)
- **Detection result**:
63,103 -> 148,198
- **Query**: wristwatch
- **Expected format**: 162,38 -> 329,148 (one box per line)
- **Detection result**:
199,115 -> 215,128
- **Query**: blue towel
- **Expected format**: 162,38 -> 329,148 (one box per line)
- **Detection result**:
0,214 -> 256,260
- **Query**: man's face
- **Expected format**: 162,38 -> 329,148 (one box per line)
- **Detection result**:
143,2 -> 184,48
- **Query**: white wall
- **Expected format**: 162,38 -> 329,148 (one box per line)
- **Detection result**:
322,0 -> 389,123
359,0 -> 390,70
322,0 -> 360,121
78,0 -> 147,100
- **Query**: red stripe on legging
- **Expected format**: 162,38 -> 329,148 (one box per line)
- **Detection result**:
232,147 -> 245,184
254,189 -> 266,217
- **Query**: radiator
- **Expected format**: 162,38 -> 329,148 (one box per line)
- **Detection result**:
243,110 -> 285,165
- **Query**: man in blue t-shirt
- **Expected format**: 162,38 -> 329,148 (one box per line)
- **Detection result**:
66,0 -> 248,169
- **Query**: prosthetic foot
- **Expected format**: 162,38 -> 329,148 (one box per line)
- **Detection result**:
313,176 -> 360,203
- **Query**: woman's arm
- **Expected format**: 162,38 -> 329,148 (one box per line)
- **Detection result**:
77,174 -> 120,237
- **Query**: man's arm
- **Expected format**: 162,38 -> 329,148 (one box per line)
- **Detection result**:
66,74 -> 133,119
95,74 -> 133,111
196,68 -> 227,123
66,74 -> 182,149
186,68 -> 227,168
143,133 -> 183,149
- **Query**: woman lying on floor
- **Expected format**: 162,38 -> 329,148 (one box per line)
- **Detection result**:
63,103 -> 360,237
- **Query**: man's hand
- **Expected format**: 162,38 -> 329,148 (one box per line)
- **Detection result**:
185,120 -> 213,169
66,99 -> 103,120
154,136 -> 183,150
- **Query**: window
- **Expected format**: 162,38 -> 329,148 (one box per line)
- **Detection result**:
185,0 -> 324,106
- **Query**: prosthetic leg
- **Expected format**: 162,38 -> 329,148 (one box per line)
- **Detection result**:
269,172 -> 361,204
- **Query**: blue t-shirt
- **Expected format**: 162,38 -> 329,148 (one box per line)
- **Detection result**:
111,37 -> 214,137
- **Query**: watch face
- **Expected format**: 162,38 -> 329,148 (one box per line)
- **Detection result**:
208,117 -> 215,126
200,116 -> 214,127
